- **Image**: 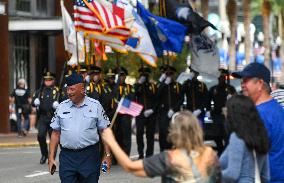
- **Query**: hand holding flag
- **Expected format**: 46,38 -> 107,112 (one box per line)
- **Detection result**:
110,97 -> 143,128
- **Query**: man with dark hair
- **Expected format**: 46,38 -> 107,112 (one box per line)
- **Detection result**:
48,72 -> 111,183
232,62 -> 284,183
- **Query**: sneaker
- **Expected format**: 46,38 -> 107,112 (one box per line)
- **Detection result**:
29,127 -> 38,134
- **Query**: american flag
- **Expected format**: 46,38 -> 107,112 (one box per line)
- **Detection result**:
117,97 -> 143,117
74,0 -> 130,45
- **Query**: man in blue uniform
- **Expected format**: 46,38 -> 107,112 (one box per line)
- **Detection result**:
48,72 -> 111,183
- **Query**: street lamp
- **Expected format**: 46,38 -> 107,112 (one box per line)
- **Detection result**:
0,2 -> 6,15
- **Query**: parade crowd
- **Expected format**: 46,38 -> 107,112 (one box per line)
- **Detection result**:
9,62 -> 284,183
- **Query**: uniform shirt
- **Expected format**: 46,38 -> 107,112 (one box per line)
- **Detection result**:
50,96 -> 110,149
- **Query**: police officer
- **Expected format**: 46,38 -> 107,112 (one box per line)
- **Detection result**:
207,69 -> 236,155
59,68 -> 73,102
33,72 -> 59,164
134,66 -> 157,159
102,68 -> 117,120
112,66 -> 135,156
156,65 -> 182,151
48,72 -> 111,183
87,65 -> 105,103
181,68 -> 209,122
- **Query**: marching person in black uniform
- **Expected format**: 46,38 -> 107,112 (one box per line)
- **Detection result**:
134,66 -> 157,159
59,68 -> 73,102
87,65 -> 105,103
102,68 -> 117,120
207,69 -> 236,155
156,65 -> 182,151
33,72 -> 59,164
181,68 -> 209,123
113,67 -> 135,156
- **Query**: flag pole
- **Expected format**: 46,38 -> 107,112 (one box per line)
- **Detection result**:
109,97 -> 124,129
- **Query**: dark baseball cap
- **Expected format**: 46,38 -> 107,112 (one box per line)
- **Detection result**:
66,72 -> 84,86
232,63 -> 270,84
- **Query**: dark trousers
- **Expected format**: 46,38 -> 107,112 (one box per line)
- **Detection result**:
158,110 -> 172,151
136,114 -> 155,158
37,116 -> 52,156
205,114 -> 226,156
114,114 -> 132,155
59,144 -> 100,183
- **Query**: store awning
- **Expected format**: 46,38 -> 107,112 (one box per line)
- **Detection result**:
9,18 -> 63,31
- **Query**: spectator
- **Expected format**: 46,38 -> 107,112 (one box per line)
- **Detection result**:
9,95 -> 17,132
12,78 -> 31,137
220,95 -> 270,182
271,84 -> 284,108
232,63 -> 284,183
102,111 -> 221,183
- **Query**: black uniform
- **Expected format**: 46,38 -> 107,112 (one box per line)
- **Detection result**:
134,68 -> 157,158
207,71 -> 236,155
33,72 -> 59,164
112,67 -> 135,156
181,77 -> 208,122
156,66 -> 182,151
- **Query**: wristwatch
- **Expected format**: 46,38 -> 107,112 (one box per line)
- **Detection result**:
105,152 -> 111,157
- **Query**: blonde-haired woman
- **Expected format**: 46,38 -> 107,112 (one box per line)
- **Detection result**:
102,111 -> 221,183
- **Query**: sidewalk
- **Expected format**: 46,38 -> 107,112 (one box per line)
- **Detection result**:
0,133 -> 39,148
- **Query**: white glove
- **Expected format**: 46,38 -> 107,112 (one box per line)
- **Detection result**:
85,75 -> 90,83
159,73 -> 166,82
205,111 -> 211,118
143,109 -> 154,118
227,94 -> 232,100
193,109 -> 201,117
34,98 -> 40,107
52,101 -> 59,109
138,76 -> 146,84
164,77 -> 172,85
167,109 -> 175,118
188,72 -> 195,80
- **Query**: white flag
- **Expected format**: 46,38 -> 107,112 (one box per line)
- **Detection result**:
60,0 -> 84,65
190,34 -> 220,77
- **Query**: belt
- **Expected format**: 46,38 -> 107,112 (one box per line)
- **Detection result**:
61,143 -> 99,152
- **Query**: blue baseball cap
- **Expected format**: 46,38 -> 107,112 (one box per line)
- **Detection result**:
232,63 -> 270,84
66,72 -> 84,86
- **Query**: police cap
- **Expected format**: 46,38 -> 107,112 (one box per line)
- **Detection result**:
66,72 -> 84,86
105,68 -> 116,77
43,71 -> 55,80
89,65 -> 102,75
138,66 -> 151,74
78,64 -> 87,73
115,67 -> 128,75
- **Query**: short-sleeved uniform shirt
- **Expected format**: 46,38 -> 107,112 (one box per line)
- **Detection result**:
50,96 -> 110,149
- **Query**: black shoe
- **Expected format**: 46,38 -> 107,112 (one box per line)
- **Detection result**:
138,155 -> 144,159
40,155 -> 47,164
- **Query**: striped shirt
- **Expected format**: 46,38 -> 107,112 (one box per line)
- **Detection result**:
271,89 -> 284,108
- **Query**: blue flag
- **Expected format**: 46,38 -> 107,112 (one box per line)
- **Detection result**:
136,2 -> 187,57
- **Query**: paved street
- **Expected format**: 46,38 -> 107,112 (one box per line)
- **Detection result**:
0,135 -> 160,183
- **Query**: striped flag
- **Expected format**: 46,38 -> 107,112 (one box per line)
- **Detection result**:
74,0 -> 131,45
117,97 -> 143,117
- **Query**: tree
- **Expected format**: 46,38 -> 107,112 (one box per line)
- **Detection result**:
262,0 -> 271,68
243,0 -> 252,65
226,0 -> 237,71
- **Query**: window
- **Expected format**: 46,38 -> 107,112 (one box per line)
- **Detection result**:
13,33 -> 30,87
16,0 -> 31,12
36,0 -> 47,15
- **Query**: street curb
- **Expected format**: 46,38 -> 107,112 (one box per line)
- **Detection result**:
0,142 -> 39,148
